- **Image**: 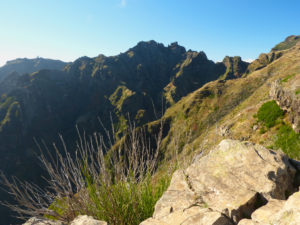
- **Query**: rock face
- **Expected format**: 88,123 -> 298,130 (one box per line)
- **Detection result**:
23,215 -> 107,225
140,139 -> 299,225
222,56 -> 249,79
270,79 -> 300,132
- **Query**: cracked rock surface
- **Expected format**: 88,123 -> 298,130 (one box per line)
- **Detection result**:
23,215 -> 107,225
140,139 -> 298,225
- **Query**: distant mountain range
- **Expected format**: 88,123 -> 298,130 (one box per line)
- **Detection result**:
0,57 -> 68,82
1,36 -> 300,224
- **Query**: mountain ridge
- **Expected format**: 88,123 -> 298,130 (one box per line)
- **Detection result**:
0,57 -> 68,83
1,37 -> 300,224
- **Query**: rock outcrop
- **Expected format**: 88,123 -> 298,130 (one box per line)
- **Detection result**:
23,217 -> 63,225
23,215 -> 107,225
141,139 -> 299,225
246,51 -> 283,74
70,215 -> 107,225
239,190 -> 300,225
270,79 -> 300,132
222,56 -> 249,79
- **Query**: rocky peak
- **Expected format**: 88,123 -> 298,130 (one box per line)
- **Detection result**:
0,57 -> 67,82
168,41 -> 186,55
131,40 -> 165,52
222,56 -> 249,79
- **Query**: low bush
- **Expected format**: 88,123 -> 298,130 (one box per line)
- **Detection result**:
274,124 -> 300,159
257,100 -> 284,128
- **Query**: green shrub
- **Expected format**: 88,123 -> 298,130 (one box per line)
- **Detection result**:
274,124 -> 300,159
257,100 -> 284,128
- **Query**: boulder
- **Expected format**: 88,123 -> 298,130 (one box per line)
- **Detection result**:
70,215 -> 107,225
140,139 -> 297,225
23,215 -> 107,225
271,191 -> 300,225
238,190 -> 300,224
237,219 -> 260,225
23,217 -> 63,225
250,199 -> 285,223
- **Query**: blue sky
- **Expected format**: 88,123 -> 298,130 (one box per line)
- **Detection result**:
0,0 -> 299,66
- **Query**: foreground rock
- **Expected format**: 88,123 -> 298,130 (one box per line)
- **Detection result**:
238,190 -> 300,225
141,139 -> 298,225
70,215 -> 107,225
23,217 -> 63,225
23,215 -> 107,225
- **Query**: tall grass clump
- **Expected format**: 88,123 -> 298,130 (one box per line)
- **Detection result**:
0,119 -> 171,225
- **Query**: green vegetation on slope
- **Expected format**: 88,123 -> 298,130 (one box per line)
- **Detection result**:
274,125 -> 300,159
256,100 -> 284,128
254,101 -> 300,159
281,73 -> 296,83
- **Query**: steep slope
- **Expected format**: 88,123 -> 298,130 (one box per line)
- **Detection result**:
149,36 -> 300,168
0,57 -> 68,82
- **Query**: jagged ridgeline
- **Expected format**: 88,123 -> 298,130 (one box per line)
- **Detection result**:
0,40 -> 247,224
1,36 -> 300,224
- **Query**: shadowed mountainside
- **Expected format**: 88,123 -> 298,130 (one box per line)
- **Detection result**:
2,36 -> 300,224
0,40 -> 249,224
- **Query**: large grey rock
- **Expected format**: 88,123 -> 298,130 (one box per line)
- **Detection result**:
237,219 -> 261,225
250,199 -> 285,223
271,191 -> 300,225
23,215 -> 107,225
23,217 -> 63,225
238,190 -> 300,225
140,139 -> 297,225
70,215 -> 107,225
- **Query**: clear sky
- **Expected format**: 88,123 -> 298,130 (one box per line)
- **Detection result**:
0,0 -> 299,66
